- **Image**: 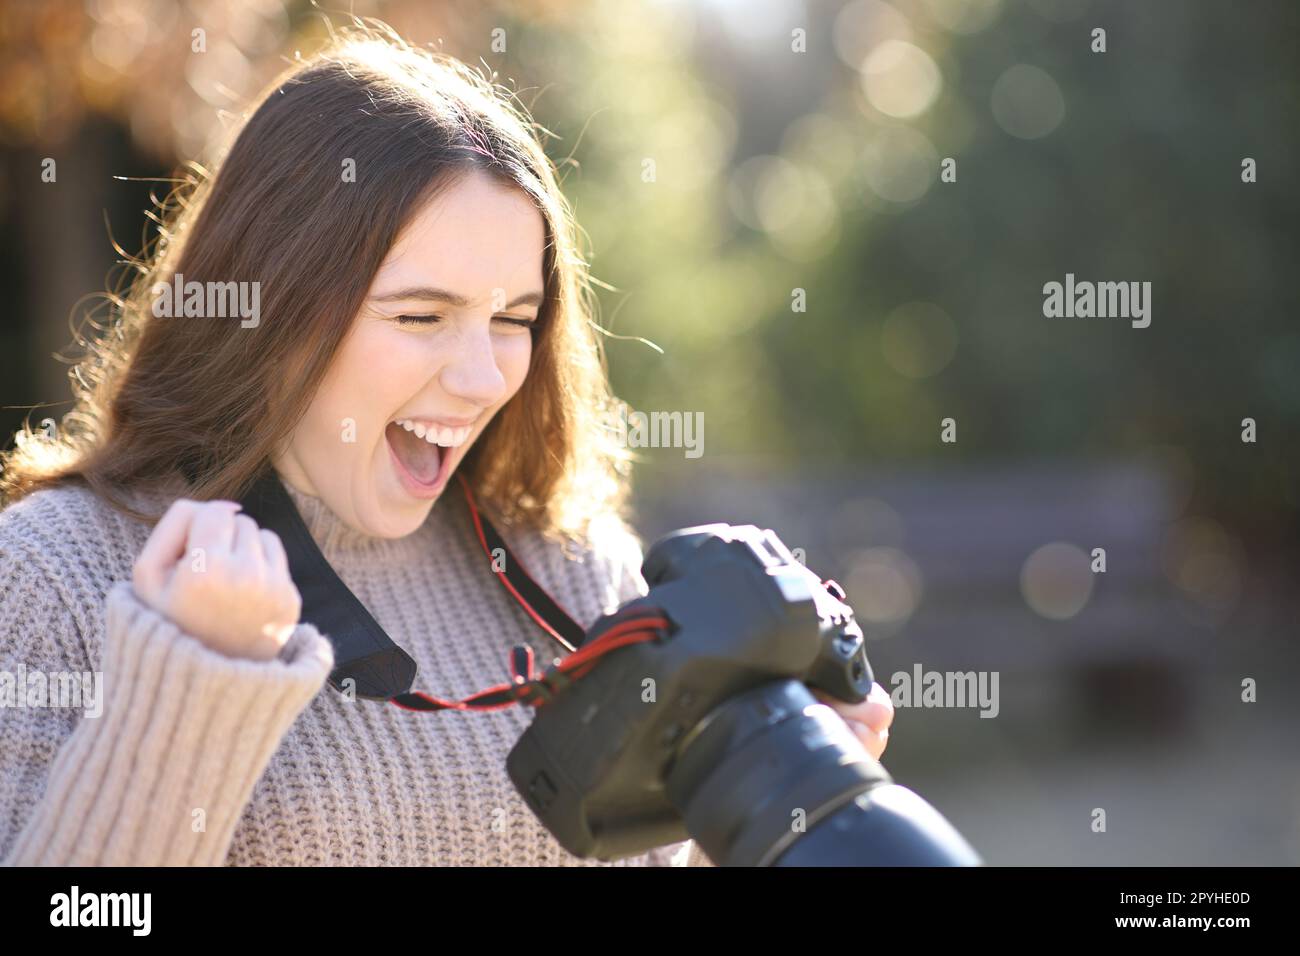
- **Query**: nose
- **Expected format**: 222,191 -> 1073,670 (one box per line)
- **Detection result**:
437,322 -> 510,409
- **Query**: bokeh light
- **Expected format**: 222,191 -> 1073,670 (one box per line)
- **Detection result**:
991,63 -> 1066,139
860,125 -> 938,202
920,0 -> 1004,35
1020,542 -> 1094,620
860,40 -> 942,119
881,301 -> 959,378
1161,517 -> 1246,620
844,546 -> 924,631
834,0 -> 914,69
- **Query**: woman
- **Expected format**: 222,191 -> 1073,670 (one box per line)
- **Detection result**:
0,29 -> 893,866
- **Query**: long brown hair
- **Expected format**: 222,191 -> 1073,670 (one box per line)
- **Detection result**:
0,27 -> 634,545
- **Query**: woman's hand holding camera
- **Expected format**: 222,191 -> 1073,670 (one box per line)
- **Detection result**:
132,498 -> 302,662
813,682 -> 895,761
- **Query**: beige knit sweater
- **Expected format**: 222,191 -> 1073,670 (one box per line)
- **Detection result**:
0,475 -> 711,866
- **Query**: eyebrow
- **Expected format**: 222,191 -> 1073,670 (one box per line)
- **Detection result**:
370,286 -> 545,309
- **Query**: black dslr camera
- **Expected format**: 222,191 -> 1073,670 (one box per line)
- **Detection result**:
506,522 -> 981,866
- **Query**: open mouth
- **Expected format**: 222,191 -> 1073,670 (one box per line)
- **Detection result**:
386,420 -> 448,492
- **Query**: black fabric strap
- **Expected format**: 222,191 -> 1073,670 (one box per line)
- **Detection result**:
234,469 -> 585,702
237,471 -> 417,699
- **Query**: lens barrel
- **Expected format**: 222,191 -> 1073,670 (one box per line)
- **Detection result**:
666,680 -> 981,866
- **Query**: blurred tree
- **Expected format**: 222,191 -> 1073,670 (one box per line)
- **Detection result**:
1,0 -> 1295,541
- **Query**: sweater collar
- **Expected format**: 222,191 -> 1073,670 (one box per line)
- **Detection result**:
278,477 -> 453,561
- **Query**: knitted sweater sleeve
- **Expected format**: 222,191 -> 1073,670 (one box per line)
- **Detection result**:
0,529 -> 335,866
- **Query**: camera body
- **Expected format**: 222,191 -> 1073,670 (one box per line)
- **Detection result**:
506,522 -> 879,861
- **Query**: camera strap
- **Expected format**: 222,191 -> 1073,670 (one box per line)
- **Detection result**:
235,468 -> 590,706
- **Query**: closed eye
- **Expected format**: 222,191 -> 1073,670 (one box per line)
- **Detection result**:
395,314 -> 537,330
495,315 -> 539,330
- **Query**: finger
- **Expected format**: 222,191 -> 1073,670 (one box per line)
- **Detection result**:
863,700 -> 894,734
864,682 -> 895,731
868,726 -> 888,761
846,701 -> 892,734
232,514 -> 265,571
830,699 -> 887,733
187,500 -> 241,559
134,500 -> 204,598
259,529 -> 289,575
816,690 -> 894,735
136,502 -> 239,598
812,683 -> 891,709
849,720 -> 888,761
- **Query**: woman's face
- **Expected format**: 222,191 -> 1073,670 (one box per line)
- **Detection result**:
274,170 -> 545,538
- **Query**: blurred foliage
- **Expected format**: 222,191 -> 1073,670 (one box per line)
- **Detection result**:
1,0 -> 1296,536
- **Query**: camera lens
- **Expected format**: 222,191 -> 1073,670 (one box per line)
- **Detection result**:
665,680 -> 980,866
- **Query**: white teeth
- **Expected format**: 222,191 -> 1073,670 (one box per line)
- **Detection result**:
394,419 -> 472,448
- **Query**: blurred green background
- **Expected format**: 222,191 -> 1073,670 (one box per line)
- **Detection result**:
2,0 -> 1297,864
